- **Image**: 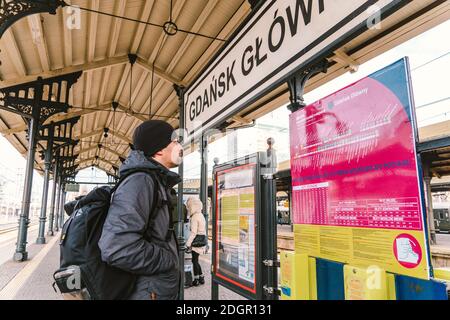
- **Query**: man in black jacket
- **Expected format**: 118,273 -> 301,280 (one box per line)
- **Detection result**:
99,120 -> 183,300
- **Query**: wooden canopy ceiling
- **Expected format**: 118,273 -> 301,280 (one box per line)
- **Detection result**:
0,0 -> 448,177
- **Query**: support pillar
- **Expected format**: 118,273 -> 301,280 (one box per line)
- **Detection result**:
211,157 -> 220,300
59,188 -> 66,228
54,174 -> 62,232
200,135 -> 209,252
422,160 -> 437,245
36,123 -> 54,244
47,159 -> 59,237
13,81 -> 43,262
288,190 -> 293,232
261,163 -> 278,300
174,84 -> 186,300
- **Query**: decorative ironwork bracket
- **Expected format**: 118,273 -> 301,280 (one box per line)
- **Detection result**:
0,0 -> 66,38
0,71 -> 82,124
287,60 -> 328,113
36,116 -> 79,149
53,138 -> 78,173
39,116 -> 80,138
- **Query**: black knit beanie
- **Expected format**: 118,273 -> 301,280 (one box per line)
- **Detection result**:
132,120 -> 175,157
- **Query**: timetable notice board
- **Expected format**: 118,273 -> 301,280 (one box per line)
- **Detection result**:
289,59 -> 430,279
214,163 -> 257,294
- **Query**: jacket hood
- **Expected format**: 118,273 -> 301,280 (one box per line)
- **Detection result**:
186,196 -> 203,217
119,150 -> 181,188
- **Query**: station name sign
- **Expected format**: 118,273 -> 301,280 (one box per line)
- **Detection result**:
184,0 -> 407,138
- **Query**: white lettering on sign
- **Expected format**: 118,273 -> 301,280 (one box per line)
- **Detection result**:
224,168 -> 254,189
184,0 -> 406,139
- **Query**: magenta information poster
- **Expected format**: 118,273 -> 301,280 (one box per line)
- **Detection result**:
289,58 -> 430,279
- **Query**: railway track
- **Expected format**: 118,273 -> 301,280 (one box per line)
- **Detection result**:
0,222 -> 39,235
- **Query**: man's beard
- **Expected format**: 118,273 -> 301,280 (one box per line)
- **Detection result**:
170,149 -> 184,166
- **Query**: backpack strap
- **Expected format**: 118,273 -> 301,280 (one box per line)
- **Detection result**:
162,190 -> 175,242
161,188 -> 179,252
149,180 -> 176,242
147,176 -> 179,246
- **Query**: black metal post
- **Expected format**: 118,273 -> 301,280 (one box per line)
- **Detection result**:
211,157 -> 220,300
59,186 -> 66,228
200,134 -> 209,251
261,164 -> 278,300
174,84 -> 186,300
36,123 -> 54,244
54,173 -> 62,232
47,157 -> 59,236
13,81 -> 42,262
288,190 -> 293,232
422,158 -> 437,245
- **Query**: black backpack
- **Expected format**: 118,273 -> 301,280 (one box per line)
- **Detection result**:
53,168 -> 162,300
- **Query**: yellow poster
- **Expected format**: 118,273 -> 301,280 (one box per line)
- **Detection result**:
215,164 -> 257,293
294,224 -> 429,280
221,195 -> 239,241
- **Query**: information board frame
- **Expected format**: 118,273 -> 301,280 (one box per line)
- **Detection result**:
211,152 -> 269,300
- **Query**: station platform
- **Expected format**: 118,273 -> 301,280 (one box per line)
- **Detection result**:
0,230 -> 244,300
1,225 -> 449,300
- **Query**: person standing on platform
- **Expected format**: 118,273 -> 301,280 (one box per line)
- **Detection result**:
185,196 -> 207,286
99,120 -> 183,300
